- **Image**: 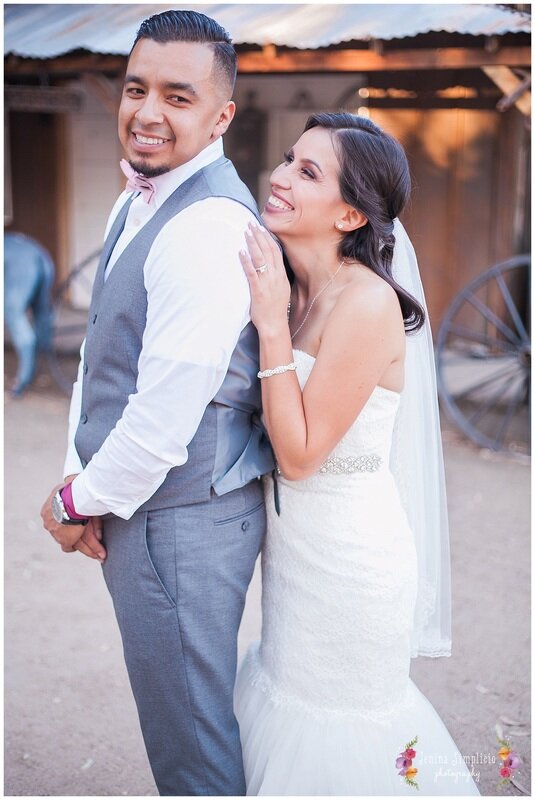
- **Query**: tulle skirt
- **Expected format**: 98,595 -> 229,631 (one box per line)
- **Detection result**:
235,645 -> 480,796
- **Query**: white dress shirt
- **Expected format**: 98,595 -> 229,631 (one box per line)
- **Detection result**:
64,138 -> 257,519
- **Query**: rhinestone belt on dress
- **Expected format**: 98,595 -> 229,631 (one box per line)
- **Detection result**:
274,453 -> 383,479
319,454 -> 383,474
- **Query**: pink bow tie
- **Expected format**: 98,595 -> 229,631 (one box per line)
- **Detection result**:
120,159 -> 156,204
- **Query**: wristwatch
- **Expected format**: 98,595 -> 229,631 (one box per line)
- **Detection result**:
51,488 -> 89,526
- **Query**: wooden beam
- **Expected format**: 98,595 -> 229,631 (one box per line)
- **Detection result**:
365,97 -> 501,110
5,84 -> 82,112
4,46 -> 531,78
482,65 -> 531,116
236,46 -> 531,73
4,53 -> 126,76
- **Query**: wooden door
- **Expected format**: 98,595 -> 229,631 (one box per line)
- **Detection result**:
6,111 -> 63,276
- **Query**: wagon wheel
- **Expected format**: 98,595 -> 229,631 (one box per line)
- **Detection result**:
45,249 -> 100,394
436,255 -> 530,454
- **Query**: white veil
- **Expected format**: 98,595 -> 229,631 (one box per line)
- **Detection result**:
390,218 -> 452,658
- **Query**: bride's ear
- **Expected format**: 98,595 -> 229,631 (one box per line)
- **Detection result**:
336,207 -> 367,233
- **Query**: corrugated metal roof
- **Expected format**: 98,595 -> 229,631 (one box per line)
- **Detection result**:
4,3 -> 531,57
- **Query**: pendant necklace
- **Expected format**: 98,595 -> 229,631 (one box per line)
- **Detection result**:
288,259 -> 346,341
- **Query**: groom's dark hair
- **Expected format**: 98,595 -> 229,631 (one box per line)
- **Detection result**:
132,10 -> 237,96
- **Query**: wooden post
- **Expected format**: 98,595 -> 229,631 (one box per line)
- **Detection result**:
481,66 -> 531,116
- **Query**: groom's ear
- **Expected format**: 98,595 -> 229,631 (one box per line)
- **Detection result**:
211,100 -> 236,140
341,206 -> 367,232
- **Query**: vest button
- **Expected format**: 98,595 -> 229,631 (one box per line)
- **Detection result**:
83,363 -> 88,375
92,314 -> 98,324
241,520 -> 250,532
81,413 -> 88,424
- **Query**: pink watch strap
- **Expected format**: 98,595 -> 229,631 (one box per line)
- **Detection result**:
60,482 -> 88,520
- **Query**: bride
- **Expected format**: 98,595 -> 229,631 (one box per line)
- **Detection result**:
235,113 -> 480,795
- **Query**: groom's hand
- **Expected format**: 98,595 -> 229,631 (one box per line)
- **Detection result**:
40,483 -> 107,561
76,517 -> 106,562
40,483 -> 89,550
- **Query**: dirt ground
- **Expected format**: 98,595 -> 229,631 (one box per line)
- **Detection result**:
4,353 -> 531,797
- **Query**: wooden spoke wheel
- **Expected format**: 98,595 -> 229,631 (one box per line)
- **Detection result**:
436,255 -> 530,454
45,250 -> 99,394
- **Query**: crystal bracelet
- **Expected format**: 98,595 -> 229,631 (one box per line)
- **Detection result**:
257,362 -> 297,379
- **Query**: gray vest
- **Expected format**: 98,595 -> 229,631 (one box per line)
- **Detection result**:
75,155 -> 274,512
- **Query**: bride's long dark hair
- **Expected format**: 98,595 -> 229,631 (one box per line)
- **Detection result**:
304,113 -> 425,333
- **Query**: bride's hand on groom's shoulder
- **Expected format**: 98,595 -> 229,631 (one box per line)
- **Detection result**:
240,222 -> 290,338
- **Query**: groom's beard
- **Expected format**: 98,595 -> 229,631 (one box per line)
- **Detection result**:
128,160 -> 170,178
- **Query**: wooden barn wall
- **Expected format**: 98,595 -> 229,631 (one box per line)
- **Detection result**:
5,88 -> 527,333
371,107 -> 527,335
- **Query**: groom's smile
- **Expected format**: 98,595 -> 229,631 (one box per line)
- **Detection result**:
132,132 -> 171,147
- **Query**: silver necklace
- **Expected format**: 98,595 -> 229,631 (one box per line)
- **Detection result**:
288,259 -> 346,341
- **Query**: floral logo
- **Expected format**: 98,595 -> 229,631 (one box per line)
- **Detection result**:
396,736 -> 419,789
497,737 -> 522,787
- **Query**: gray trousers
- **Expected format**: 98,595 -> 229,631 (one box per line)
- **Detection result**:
101,480 -> 265,796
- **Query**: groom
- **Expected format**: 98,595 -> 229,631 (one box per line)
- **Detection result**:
40,10 -> 273,796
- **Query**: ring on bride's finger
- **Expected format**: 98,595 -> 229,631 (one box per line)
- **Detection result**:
255,264 -> 269,273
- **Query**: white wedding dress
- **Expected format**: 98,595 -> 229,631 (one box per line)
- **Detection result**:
235,349 -> 479,795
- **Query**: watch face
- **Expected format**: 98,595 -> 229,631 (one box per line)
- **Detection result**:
51,494 -> 64,524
